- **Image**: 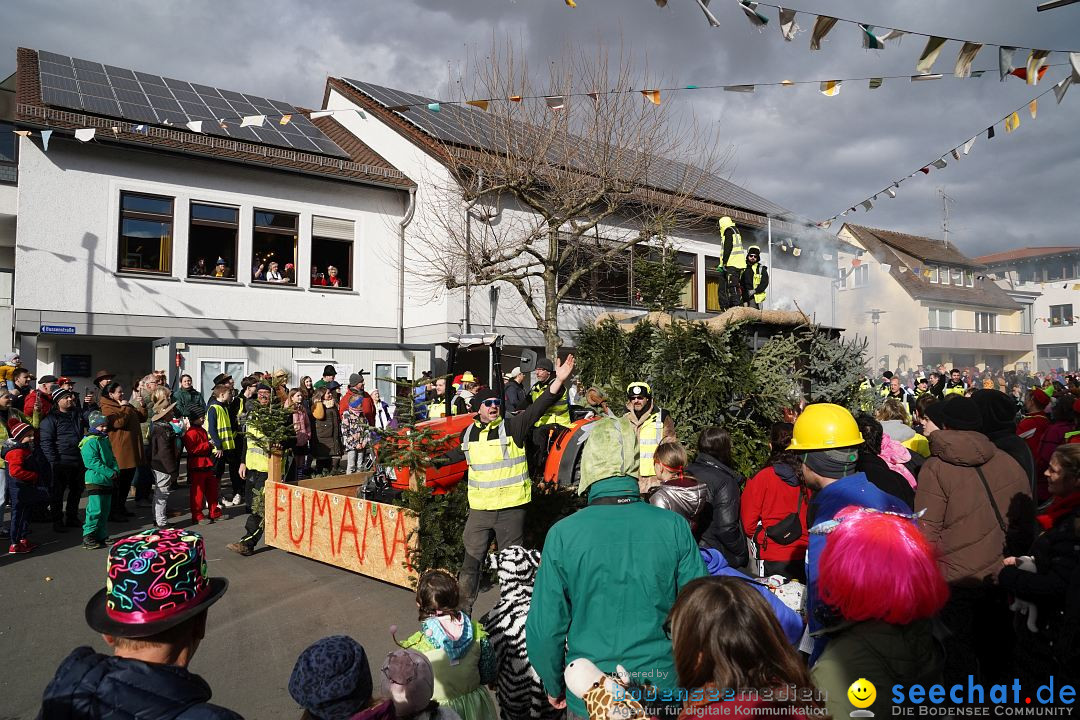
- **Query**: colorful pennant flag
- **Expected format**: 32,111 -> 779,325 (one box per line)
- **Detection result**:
779,8 -> 798,41
971,70 -> 986,78
919,167 -> 930,174
954,42 -> 983,78
739,1 -> 769,28
309,110 -> 334,119
820,80 -> 842,96
1008,66 -> 1047,82
885,187 -> 897,198
40,129 -> 52,151
74,128 -> 96,142
564,0 -> 576,7
1005,112 -> 1020,133
810,16 -> 838,51
916,36 -> 947,74
999,47 -> 1017,81
911,74 -> 943,82
931,158 -> 947,169
110,126 -> 120,135
185,120 -> 204,133
987,125 -> 995,139
861,199 -> 873,211
545,96 -> 565,111
13,130 -> 31,137
878,29 -> 906,43
780,79 -> 795,87
240,115 -> 265,127
279,114 -> 292,125
724,85 -> 755,93
466,100 -> 489,111
641,90 -> 661,105
426,103 -> 441,112
695,0 -> 721,27
951,148 -> 961,161
1029,99 -> 1038,119
1054,76 -> 1073,104
851,258 -> 862,267
963,137 -> 976,155
922,269 -> 933,278
509,95 -> 523,102
860,25 -> 884,50
1026,50 -> 1051,85
880,263 -> 892,273
869,77 -> 883,89
133,124 -> 148,135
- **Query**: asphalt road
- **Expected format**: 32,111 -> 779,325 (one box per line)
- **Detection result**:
0,489 -> 498,720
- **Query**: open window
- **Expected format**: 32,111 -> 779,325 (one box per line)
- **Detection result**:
252,209 -> 298,285
188,202 -> 238,280
118,192 -> 173,274
311,216 -> 355,289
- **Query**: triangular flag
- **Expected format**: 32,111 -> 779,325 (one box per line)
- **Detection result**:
987,125 -> 995,139
509,95 -> 523,102
885,187 -> 897,198
898,266 -> 908,273
565,0 -> 576,6
1054,76 -> 1073,104
919,167 -> 931,175
133,124 -> 149,135
466,100 -> 489,111
13,130 -> 31,137
1071,52 -> 1080,83
723,85 -> 755,93
585,92 -> 599,101
916,36 -> 947,74
951,148 -> 961,161
1005,111 -> 1020,133
923,268 -> 933,278
545,96 -> 565,110
878,29 -> 906,43
880,263 -> 892,273
869,77 -> 883,89
861,199 -> 873,211
852,258 -> 862,267
971,70 -> 986,78
1029,99 -> 1038,119
739,1 -> 769,28
820,80 -> 842,96
1026,50 -> 1051,85
779,8 -> 798,41
218,118 -> 229,129
954,42 -> 983,78
912,265 -> 922,275
240,115 -> 265,127
427,103 -> 441,112
40,129 -> 52,151
999,47 -> 1017,81
309,110 -> 334,119
74,128 -> 96,142
279,114 -> 292,125
810,16 -> 837,51
932,158 -> 947,169
186,120 -> 204,133
860,25 -> 884,50
641,90 -> 661,105
911,74 -> 943,81
695,0 -> 721,27
963,137 -> 976,155
780,79 -> 795,87
817,219 -> 832,229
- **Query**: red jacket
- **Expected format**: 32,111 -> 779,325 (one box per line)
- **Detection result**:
1018,412 -> 1051,485
6,446 -> 40,484
339,390 -> 375,425
181,426 -> 215,471
740,464 -> 809,563
23,389 -> 52,419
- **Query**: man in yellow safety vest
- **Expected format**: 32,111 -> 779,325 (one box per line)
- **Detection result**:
437,354 -> 576,611
719,216 -> 745,309
739,246 -> 769,309
623,381 -> 676,493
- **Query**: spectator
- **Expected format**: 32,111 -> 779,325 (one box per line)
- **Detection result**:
370,389 -> 395,433
686,427 -> 748,569
399,570 -> 497,720
4,421 -> 43,554
313,365 -> 336,390
182,408 -> 220,525
853,414 -> 915,509
312,388 -> 344,474
38,386 -> 87,533
668,577 -> 819,719
972,389 -> 1036,496
173,374 -> 206,421
289,636 -> 394,720
526,417 -> 706,718
82,369 -> 116,417
740,422 -> 808,581
24,373 -> 57,418
916,396 -> 1033,685
380,648 -> 463,720
342,394 -> 369,474
286,388 -> 312,481
501,367 -> 526,414
1018,387 -> 1052,496
149,398 -> 180,529
811,506 -> 948,719
79,411 -> 118,550
339,371 -> 375,425
876,398 -> 930,459
10,367 -> 33,407
37,528 -> 240,718
453,373 -> 478,417
207,383 -> 243,509
190,257 -> 208,276
0,352 -> 20,391
312,264 -> 342,287
1039,397 -> 1076,483
428,378 -> 450,419
648,440 -> 712,540
0,388 -> 38,541
98,381 -> 146,521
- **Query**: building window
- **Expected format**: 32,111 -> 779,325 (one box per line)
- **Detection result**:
707,257 -> 727,310
964,269 -> 974,287
374,362 -> 412,405
953,353 -> 976,368
976,312 -> 997,333
558,235 -> 630,306
188,202 -> 238,280
198,359 -> 247,401
851,264 -> 869,288
1021,303 -> 1034,333
1037,344 -> 1077,373
0,121 -> 17,184
951,267 -> 963,286
311,216 -> 355,290
939,266 -> 950,286
929,266 -> 939,284
118,192 -> 173,274
1050,304 -> 1074,327
929,308 -> 953,329
252,209 -> 298,285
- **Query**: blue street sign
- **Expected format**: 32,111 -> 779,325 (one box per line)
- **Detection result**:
40,325 -> 76,335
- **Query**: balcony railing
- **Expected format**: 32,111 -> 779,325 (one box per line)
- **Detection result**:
919,327 -> 1033,352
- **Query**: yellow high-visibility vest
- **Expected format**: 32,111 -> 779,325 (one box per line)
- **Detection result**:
638,410 -> 665,478
530,383 -> 571,428
461,419 -> 531,510
750,265 -> 766,304
720,217 -> 745,269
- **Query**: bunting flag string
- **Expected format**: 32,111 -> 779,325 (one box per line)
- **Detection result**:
819,79 -> 1067,225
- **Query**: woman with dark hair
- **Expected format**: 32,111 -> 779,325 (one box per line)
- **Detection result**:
740,422 -> 807,581
853,414 -> 915,509
668,576 -> 819,718
687,427 -> 747,568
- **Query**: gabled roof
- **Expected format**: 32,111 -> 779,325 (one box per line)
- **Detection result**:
842,223 -> 1020,310
14,48 -> 413,189
328,77 -> 793,223
976,246 -> 1080,265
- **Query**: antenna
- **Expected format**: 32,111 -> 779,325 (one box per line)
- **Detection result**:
938,187 -> 954,247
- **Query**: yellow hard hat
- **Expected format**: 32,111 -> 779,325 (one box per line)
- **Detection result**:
626,381 -> 652,398
788,403 -> 863,451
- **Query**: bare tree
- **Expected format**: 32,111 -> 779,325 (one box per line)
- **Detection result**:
410,40 -> 728,355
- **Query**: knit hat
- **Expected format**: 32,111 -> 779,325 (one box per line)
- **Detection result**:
578,417 -> 639,496
50,387 -> 73,403
188,407 -> 206,421
348,394 -> 364,409
322,365 -> 337,377
470,388 -> 500,412
348,371 -> 368,386
971,390 -> 1018,434
289,635 -> 373,720
380,648 -> 436,717
802,447 -> 859,479
882,371 -> 894,380
925,396 -> 983,432
535,358 -> 555,373
87,411 -> 107,429
1031,387 -> 1051,409
8,421 -> 32,442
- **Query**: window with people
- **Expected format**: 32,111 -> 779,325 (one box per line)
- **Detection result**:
187,202 -> 238,280
251,209 -> 298,285
310,216 -> 355,290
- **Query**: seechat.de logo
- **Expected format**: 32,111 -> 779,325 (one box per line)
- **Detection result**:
848,678 -> 876,717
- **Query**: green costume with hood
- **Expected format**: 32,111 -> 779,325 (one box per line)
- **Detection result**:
525,418 -> 707,718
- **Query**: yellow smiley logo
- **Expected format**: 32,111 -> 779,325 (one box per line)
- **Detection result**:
847,678 -> 876,709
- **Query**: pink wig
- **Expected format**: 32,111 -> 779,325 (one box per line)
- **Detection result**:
819,505 -> 948,625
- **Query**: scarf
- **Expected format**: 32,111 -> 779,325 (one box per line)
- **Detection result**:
420,611 -> 474,665
1036,491 -> 1080,531
879,434 -> 917,489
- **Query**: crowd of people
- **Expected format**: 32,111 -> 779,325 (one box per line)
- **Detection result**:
5,347 -> 1079,717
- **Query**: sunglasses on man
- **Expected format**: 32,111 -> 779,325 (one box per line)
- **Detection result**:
481,398 -> 501,408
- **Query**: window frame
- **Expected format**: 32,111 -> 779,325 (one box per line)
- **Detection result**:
851,264 -> 869,288
117,191 -> 174,275
197,359 -> 248,401
929,307 -> 954,329
964,269 -> 974,287
0,121 -> 17,184
188,201 -> 240,281
1049,304 -> 1074,327
951,267 -> 963,286
929,266 -> 939,284
939,266 -> 950,286
310,235 -> 355,291
374,362 -> 413,405
975,312 -> 997,334
251,208 -> 299,286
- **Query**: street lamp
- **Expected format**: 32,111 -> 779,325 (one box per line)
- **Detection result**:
866,309 -> 887,372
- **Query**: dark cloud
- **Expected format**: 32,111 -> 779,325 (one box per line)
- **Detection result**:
4,0 -> 1076,257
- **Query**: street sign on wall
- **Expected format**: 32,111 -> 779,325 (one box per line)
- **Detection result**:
40,325 -> 76,335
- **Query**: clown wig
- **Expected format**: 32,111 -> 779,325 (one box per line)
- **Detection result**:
818,505 -> 948,625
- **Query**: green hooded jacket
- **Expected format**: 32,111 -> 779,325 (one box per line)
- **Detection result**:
79,432 -> 119,488
525,418 -> 707,717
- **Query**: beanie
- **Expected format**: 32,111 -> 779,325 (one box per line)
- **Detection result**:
87,411 -> 107,429
8,421 -> 33,442
535,357 -> 555,373
971,390 -> 1017,434
470,388 -> 500,412
288,635 -> 373,720
1031,387 -> 1050,409
925,396 -> 983,432
802,447 -> 858,480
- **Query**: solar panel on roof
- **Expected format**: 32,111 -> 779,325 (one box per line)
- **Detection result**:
34,49 -> 350,158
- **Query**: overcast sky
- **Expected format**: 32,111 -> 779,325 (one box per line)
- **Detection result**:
4,0 -> 1077,257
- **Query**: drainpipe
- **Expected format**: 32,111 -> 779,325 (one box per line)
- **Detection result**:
398,188 -> 417,345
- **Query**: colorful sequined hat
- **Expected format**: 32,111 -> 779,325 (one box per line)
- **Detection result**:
85,528 -> 228,637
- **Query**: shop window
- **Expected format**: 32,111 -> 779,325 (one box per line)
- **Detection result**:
188,202 -> 238,280
311,216 -> 355,289
252,209 -> 298,285
118,192 -> 173,274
